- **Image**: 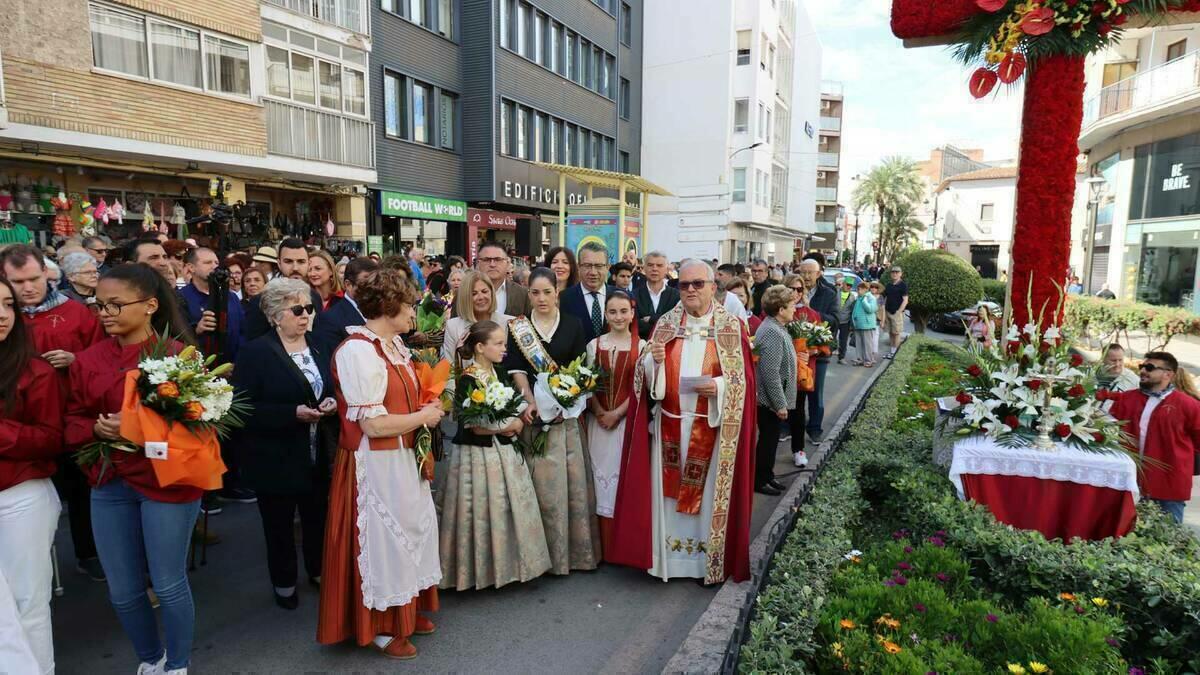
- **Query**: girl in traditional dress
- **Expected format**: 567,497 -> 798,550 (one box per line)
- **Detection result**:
317,268 -> 445,661
503,267 -> 601,574
440,321 -> 551,590
585,291 -> 644,555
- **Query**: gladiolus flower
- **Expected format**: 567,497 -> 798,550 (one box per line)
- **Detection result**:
183,401 -> 205,421
156,382 -> 180,399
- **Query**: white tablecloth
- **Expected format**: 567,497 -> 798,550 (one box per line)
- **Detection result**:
949,435 -> 1140,502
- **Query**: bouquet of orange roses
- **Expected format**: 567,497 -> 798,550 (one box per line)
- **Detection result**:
76,340 -> 250,489
411,348 -> 452,480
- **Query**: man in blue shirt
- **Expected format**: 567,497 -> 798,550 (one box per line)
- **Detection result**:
408,246 -> 426,290
180,247 -> 244,364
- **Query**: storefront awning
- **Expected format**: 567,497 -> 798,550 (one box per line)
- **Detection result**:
530,162 -> 673,196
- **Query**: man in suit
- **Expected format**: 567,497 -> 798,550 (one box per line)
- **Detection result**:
634,250 -> 679,337
475,241 -> 530,317
798,256 -> 838,444
562,241 -> 616,344
243,238 -> 324,341
311,256 -> 379,362
623,249 -> 646,288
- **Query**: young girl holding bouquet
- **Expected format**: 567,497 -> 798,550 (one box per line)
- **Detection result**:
439,320 -> 551,590
585,291 -> 644,554
64,263 -> 197,674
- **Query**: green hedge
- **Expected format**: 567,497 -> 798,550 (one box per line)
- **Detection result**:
738,338 -> 1200,674
895,250 -> 984,333
1064,295 -> 1200,351
981,279 -> 1007,307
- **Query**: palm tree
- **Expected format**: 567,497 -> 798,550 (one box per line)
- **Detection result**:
851,156 -> 926,264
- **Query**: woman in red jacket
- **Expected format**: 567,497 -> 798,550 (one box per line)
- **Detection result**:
0,276 -> 65,675
65,263 -> 197,675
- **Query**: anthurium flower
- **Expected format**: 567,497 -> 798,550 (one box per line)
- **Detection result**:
975,0 -> 1007,11
1019,6 -> 1056,35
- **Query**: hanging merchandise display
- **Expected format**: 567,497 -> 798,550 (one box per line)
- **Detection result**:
78,200 -> 95,237
324,212 -> 335,238
110,198 -> 125,225
14,178 -> 34,214
35,179 -> 54,215
0,186 -> 11,212
51,192 -> 74,237
94,197 -> 110,227
142,201 -> 155,232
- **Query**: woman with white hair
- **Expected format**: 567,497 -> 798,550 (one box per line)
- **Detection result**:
232,278 -> 338,611
59,251 -> 99,305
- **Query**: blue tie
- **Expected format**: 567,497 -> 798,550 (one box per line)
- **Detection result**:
590,292 -> 603,335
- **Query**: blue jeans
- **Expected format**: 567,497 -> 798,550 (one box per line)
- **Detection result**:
1151,499 -> 1187,524
805,358 -> 828,436
91,479 -> 200,670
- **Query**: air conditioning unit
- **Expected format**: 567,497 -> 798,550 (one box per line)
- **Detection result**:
816,205 -> 826,214
821,100 -> 831,111
817,171 -> 826,180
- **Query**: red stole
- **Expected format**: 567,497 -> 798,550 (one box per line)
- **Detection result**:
660,333 -> 721,515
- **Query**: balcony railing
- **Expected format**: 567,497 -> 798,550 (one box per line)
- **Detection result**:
820,80 -> 843,97
818,152 -> 840,168
814,219 -> 837,233
264,0 -> 368,35
816,187 -> 838,202
266,99 -> 375,169
1083,49 -> 1200,127
819,116 -> 841,132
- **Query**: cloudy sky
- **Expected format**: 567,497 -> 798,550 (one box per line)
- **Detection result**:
804,0 -> 1025,201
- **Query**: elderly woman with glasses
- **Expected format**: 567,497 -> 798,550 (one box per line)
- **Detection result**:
59,251 -> 100,305
233,278 -> 337,611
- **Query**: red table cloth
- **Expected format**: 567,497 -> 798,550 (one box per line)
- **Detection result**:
961,474 -> 1137,541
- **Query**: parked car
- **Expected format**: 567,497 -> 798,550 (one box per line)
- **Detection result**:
928,301 -> 1002,334
823,269 -> 863,289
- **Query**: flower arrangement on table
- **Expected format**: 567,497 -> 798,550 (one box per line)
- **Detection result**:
411,347 -> 452,479
454,365 -> 531,455
949,317 -> 1132,456
76,342 -> 249,489
530,355 -> 600,456
960,0 -> 1200,97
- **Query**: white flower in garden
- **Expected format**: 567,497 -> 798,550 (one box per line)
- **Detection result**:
993,365 -> 1023,388
1009,388 -> 1040,416
1043,325 -> 1061,342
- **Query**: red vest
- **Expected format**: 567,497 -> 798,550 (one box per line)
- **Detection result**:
332,334 -> 419,451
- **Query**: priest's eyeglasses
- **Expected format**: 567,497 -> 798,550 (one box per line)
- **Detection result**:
97,298 -> 153,316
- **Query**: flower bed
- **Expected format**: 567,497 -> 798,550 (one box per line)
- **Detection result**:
738,338 -> 1200,674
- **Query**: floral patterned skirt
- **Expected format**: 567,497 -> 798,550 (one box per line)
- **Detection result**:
528,418 -> 601,574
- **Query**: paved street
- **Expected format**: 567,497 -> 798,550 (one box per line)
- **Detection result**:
49,359 -> 876,674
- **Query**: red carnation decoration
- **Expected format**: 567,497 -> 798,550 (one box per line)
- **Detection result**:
1056,423 -> 1072,438
970,68 -> 999,98
1068,384 -> 1086,397
1020,7 -> 1056,35
1070,353 -> 1084,367
1005,415 -> 1021,429
955,391 -> 973,405
1091,1 -> 1106,14
1028,379 -> 1044,391
998,52 -> 1027,84
1098,22 -> 1113,37
1092,432 -> 1106,443
967,364 -> 984,377
975,0 -> 1007,10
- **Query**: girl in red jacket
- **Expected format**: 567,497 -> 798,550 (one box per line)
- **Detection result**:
0,276 -> 64,675
65,263 -> 197,674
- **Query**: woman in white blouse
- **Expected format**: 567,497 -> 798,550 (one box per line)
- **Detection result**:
440,271 -> 512,365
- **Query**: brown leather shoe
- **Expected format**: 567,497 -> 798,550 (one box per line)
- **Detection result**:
381,637 -> 417,660
414,615 -> 436,635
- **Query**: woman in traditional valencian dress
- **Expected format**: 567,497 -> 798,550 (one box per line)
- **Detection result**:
440,320 -> 551,590
317,268 -> 446,661
503,267 -> 601,574
585,291 -> 644,555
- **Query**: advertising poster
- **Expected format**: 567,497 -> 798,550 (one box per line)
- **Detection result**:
566,214 -> 620,264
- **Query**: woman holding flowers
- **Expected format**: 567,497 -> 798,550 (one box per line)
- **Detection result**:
783,274 -> 819,469
317,268 -> 445,661
503,267 -> 600,574
233,278 -> 337,611
0,276 -> 65,675
64,263 -> 198,674
585,291 -> 644,553
440,320 -> 551,590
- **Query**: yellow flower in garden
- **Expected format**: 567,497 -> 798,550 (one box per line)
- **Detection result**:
850,555 -> 862,564
831,642 -> 844,657
1058,592 -> 1076,602
1008,664 -> 1027,674
875,615 -> 901,630
470,389 -> 486,403
1029,662 -> 1049,673
881,641 -> 902,655
1092,597 -> 1108,608
839,619 -> 856,630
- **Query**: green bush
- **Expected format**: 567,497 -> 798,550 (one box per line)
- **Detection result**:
1065,295 -> 1200,351
981,279 -> 1007,307
895,250 -> 984,334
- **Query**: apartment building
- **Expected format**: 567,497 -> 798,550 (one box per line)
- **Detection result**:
1078,23 -> 1200,310
811,81 -> 842,253
0,0 -> 375,250
368,0 -> 644,259
642,0 -> 821,263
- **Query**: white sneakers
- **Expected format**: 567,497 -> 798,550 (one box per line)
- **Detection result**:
793,451 -> 809,468
135,655 -> 186,675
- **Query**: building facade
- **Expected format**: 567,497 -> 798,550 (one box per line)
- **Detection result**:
641,0 -> 820,263
0,0 -> 375,252
811,81 -> 842,253
1079,23 -> 1200,310
366,0 -> 644,260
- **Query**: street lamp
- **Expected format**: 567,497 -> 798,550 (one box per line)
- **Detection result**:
1082,174 -> 1108,293
729,141 -> 764,159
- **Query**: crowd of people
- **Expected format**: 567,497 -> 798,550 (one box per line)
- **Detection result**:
0,230 -> 1196,673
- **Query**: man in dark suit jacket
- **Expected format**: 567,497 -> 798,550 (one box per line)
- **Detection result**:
634,251 -> 679,336
798,257 -> 837,444
243,238 -> 323,341
310,257 -> 379,363
474,241 -> 531,317
562,241 -> 617,344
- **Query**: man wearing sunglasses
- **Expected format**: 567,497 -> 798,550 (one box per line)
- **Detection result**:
1107,351 -> 1200,524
